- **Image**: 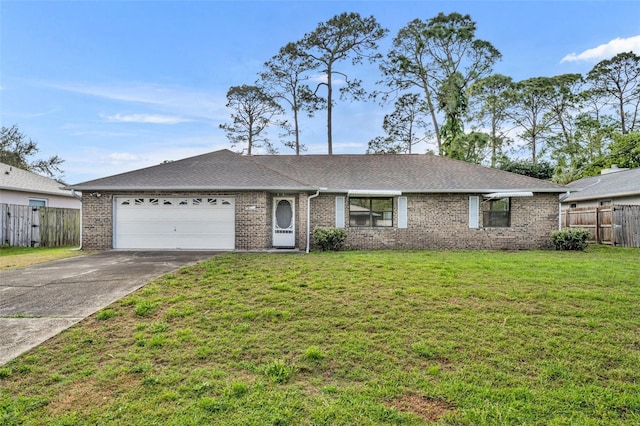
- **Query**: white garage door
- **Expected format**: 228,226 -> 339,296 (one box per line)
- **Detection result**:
114,196 -> 235,250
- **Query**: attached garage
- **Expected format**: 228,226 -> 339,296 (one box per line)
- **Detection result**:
114,196 -> 235,250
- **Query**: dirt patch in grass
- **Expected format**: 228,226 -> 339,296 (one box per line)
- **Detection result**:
46,378 -> 114,415
389,394 -> 453,422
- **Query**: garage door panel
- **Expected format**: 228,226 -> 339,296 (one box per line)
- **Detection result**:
115,196 -> 235,250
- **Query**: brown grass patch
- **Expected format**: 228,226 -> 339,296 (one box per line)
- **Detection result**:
46,378 -> 112,415
0,249 -> 88,270
389,394 -> 452,423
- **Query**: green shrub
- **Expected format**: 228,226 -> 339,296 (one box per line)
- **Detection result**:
550,228 -> 591,250
312,227 -> 347,251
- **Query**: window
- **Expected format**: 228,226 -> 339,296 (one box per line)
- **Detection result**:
599,200 -> 611,206
29,199 -> 47,207
483,197 -> 510,227
349,197 -> 393,227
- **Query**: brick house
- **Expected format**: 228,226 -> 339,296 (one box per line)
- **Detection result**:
67,149 -> 567,251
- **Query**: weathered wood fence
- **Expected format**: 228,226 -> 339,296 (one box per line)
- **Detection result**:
1,203 -> 80,247
561,205 -> 640,247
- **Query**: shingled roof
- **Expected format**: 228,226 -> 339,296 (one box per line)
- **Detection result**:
67,149 -> 566,193
1,162 -> 75,197
563,167 -> 640,202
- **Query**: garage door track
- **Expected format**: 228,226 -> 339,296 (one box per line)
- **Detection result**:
0,251 -> 220,365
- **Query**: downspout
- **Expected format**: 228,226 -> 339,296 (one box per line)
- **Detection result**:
71,190 -> 83,250
306,189 -> 321,253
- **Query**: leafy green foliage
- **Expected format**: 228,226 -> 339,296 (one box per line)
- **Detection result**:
607,132 -> 640,168
498,159 -> 554,180
550,228 -> 591,250
312,227 -> 347,251
380,12 -> 501,156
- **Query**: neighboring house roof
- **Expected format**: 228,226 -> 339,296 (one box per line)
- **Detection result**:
562,167 -> 640,202
0,162 -> 75,198
66,149 -> 567,194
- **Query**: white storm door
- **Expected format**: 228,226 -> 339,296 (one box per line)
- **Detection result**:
273,197 -> 295,247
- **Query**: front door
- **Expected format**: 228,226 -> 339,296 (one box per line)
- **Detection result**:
273,197 -> 295,248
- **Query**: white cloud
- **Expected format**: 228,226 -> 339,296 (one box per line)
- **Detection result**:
43,81 -> 228,120
103,113 -> 193,125
561,35 -> 640,63
107,152 -> 141,164
308,73 -> 346,86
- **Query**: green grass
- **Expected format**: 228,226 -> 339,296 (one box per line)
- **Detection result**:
1,246 -> 639,425
0,246 -> 86,270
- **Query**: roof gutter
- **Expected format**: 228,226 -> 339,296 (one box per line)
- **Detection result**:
347,189 -> 402,196
482,191 -> 533,199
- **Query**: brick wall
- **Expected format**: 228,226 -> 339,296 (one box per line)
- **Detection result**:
82,190 -> 558,251
310,193 -> 558,250
81,191 -> 271,250
81,193 -> 113,249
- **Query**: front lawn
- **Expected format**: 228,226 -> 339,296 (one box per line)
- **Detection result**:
1,247 -> 638,425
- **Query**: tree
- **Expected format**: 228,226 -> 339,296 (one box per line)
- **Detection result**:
0,124 -> 64,177
366,93 -> 432,154
505,77 -> 557,164
606,132 -> 640,168
301,12 -> 387,154
449,131 -> 489,164
498,159 -> 554,180
587,51 -> 640,134
438,71 -> 467,158
380,12 -> 501,156
468,74 -> 514,167
219,85 -> 286,155
259,42 -> 324,155
544,74 -> 585,181
551,113 -> 616,183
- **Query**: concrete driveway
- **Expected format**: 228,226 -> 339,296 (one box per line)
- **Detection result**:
0,251 -> 221,365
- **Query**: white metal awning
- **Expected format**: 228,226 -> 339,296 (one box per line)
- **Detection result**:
347,189 -> 402,196
482,191 -> 534,199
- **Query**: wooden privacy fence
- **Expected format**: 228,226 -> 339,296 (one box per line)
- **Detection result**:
1,203 -> 80,247
561,204 -> 640,247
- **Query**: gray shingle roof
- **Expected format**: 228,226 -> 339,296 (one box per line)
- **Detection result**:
563,167 -> 640,202
0,162 -> 75,197
249,153 -> 565,193
67,149 -> 566,193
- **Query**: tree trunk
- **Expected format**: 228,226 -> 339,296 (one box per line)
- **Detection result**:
293,108 -> 300,155
327,65 -> 333,155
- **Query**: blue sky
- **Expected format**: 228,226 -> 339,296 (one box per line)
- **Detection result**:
1,0 -> 639,184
